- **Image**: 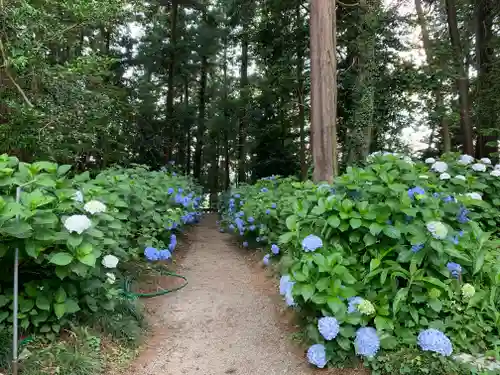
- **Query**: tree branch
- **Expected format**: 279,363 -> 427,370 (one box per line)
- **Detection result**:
336,0 -> 360,6
0,37 -> 34,108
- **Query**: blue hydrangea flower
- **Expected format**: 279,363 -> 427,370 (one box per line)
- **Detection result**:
242,241 -> 248,248
411,243 -> 424,253
249,225 -> 256,231
167,187 -> 174,194
447,262 -> 462,278
279,275 -> 294,296
159,249 -> 172,260
271,244 -> 279,255
261,188 -> 268,193
271,203 -> 277,209
284,290 -> 295,306
144,247 -> 160,261
229,224 -> 235,231
302,234 -> 323,252
178,188 -> 183,193
234,194 -> 240,198
450,235 -> 459,245
219,228 -> 224,233
408,186 -> 425,199
417,329 -> 453,356
263,254 -> 270,265
355,327 -> 380,357
266,209 -> 271,215
348,297 -> 363,313
318,317 -> 340,340
457,206 -> 470,224
307,344 -> 327,368
443,195 -> 456,203
248,217 -> 255,223
256,237 -> 261,242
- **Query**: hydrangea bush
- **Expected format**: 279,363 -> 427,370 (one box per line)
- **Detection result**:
0,155 -> 202,338
219,153 -> 500,369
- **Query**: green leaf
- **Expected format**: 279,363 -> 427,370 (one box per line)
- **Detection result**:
78,253 -> 96,267
36,295 -> 51,311
0,295 -> 9,308
57,165 -> 72,176
474,248 -> 487,275
327,216 -> 340,228
393,288 -> 408,314
363,233 -> 376,246
54,287 -> 67,304
428,298 -> 442,312
316,277 -> 330,292
341,199 -> 353,212
67,234 -> 83,249
64,299 -> 80,314
0,222 -> 33,238
349,218 -> 362,229
370,258 -> 381,272
375,316 -> 394,331
53,303 -> 66,319
369,223 -> 384,236
383,226 -> 401,239
278,232 -> 295,244
49,252 -> 73,266
300,284 -> 315,302
285,215 -> 297,231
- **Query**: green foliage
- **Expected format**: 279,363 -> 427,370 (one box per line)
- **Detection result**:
0,154 -> 202,336
20,327 -> 102,375
220,153 -> 500,369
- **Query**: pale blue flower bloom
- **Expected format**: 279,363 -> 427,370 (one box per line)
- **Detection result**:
355,327 -> 380,357
307,344 -> 327,368
302,234 -> 323,252
417,329 -> 453,356
263,254 -> 270,266
318,317 -> 340,340
271,244 -> 279,254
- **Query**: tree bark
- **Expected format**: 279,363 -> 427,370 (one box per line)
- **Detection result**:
310,0 -> 337,182
193,55 -> 208,180
445,0 -> 474,155
296,1 -> 307,180
165,0 -> 179,161
414,0 -> 451,152
223,36 -> 231,190
237,31 -> 249,184
474,0 -> 497,159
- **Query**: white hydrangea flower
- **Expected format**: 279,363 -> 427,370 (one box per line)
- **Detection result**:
357,300 -> 376,315
431,161 -> 448,173
425,157 -> 436,164
426,221 -> 448,240
102,255 -> 119,269
461,283 -> 475,299
490,170 -> 500,177
83,200 -> 107,214
495,164 -> 500,170
402,156 -> 414,165
439,173 -> 451,180
106,272 -> 116,284
471,163 -> 487,172
466,192 -> 482,200
63,215 -> 91,234
480,158 -> 491,165
458,154 -> 475,165
419,175 -> 429,179
73,190 -> 84,203
454,175 -> 466,181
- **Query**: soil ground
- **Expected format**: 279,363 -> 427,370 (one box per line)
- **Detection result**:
124,214 -> 367,375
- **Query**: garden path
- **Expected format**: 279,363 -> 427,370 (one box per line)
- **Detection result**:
127,214 -> 365,375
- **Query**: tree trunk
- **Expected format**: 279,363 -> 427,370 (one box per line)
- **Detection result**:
474,0 -> 497,159
165,0 -> 179,161
445,0 -> 474,155
237,31 -> 249,184
414,0 -> 451,152
177,78 -> 188,171
310,0 -> 337,182
193,55 -> 208,180
223,36 -> 231,190
296,1 -> 307,180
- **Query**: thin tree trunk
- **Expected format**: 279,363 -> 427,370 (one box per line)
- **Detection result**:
445,0 -> 474,155
474,0 -> 497,159
414,0 -> 451,152
223,36 -> 231,190
237,32 -> 249,184
296,1 -> 307,180
165,0 -> 179,161
193,55 -> 208,180
310,0 -> 337,182
177,78 -> 188,170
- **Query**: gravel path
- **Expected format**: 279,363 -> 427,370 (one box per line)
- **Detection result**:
129,215 -> 365,375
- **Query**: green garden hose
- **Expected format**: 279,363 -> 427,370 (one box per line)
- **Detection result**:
122,268 -> 188,299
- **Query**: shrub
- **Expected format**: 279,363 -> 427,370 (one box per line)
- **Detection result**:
219,153 -> 500,370
0,154 -> 202,337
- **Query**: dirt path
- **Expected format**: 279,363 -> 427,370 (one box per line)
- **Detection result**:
128,214 -> 365,375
